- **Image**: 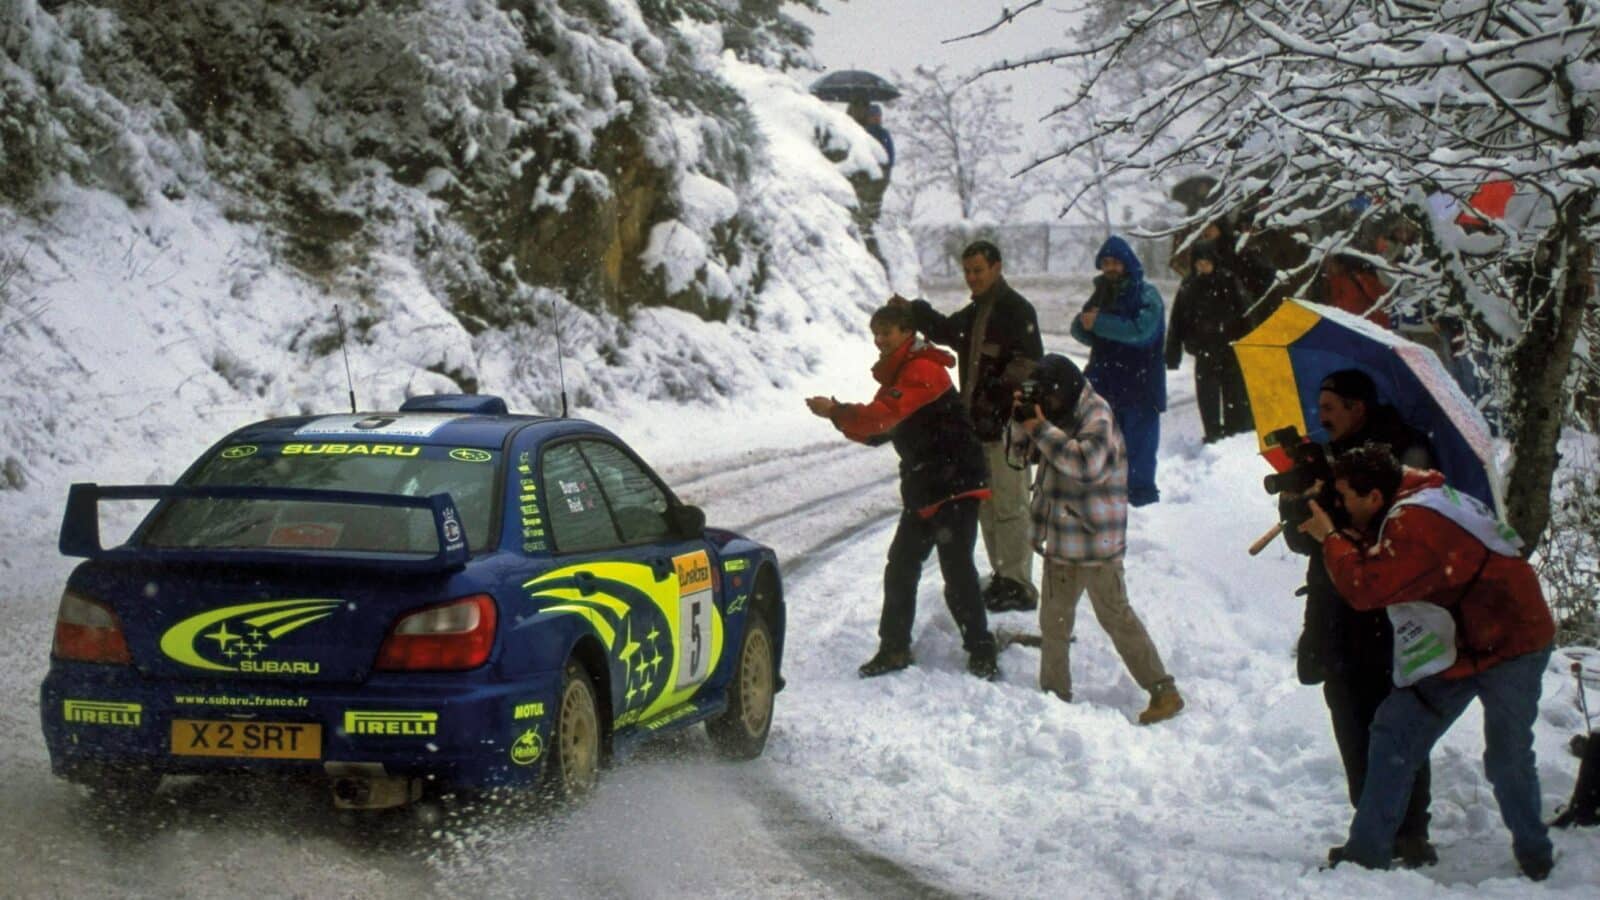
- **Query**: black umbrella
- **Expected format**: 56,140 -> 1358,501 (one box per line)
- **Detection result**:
1171,175 -> 1219,214
810,69 -> 901,103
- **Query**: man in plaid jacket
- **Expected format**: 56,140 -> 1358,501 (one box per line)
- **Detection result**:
1009,354 -> 1184,724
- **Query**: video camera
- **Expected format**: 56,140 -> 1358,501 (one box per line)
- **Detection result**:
1012,379 -> 1046,422
1004,355 -> 1085,427
1260,425 -> 1336,528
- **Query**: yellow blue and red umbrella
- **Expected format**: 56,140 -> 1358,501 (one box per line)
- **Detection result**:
1233,299 -> 1502,511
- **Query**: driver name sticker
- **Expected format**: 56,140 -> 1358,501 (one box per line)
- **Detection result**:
674,551 -> 714,690
295,413 -> 463,439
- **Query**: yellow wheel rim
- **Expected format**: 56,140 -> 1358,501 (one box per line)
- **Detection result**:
739,627 -> 774,737
558,675 -> 599,794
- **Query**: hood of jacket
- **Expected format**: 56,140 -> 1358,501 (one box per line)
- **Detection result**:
1394,467 -> 1447,501
1095,235 -> 1146,284
872,336 -> 956,385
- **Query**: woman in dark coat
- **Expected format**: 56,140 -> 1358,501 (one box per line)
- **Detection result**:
1165,242 -> 1254,442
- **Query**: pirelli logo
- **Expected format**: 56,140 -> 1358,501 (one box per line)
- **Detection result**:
342,710 -> 438,737
63,700 -> 142,727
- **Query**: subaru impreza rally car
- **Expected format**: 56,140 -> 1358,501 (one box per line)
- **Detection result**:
41,394 -> 784,810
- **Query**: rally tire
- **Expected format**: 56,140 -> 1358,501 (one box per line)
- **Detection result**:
546,660 -> 602,801
706,611 -> 776,759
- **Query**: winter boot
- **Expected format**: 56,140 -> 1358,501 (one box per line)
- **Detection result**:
1516,852 -> 1553,882
986,576 -> 1038,613
1553,730 -> 1600,828
857,647 -> 913,678
1392,834 -> 1438,868
1138,681 -> 1185,725
967,644 -> 999,681
981,574 -> 1003,610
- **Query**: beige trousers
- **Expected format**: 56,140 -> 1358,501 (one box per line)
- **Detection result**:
1038,557 -> 1170,698
979,440 -> 1034,591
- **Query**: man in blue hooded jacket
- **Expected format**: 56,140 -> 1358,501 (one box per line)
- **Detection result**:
1070,236 -> 1167,506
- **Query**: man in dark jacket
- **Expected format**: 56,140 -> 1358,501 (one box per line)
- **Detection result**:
806,304 -> 1000,680
1280,368 -> 1436,866
1071,236 -> 1166,506
893,241 -> 1043,613
1165,242 -> 1254,443
1303,445 -> 1556,879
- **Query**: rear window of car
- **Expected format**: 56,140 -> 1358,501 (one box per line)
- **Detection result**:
139,442 -> 500,555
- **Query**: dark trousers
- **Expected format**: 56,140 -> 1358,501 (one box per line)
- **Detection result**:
1344,648 -> 1552,869
1113,403 -> 1161,506
1194,351 -> 1253,442
1325,666 -> 1432,842
880,498 -> 993,654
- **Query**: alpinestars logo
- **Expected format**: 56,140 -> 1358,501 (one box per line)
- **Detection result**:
159,599 -> 343,675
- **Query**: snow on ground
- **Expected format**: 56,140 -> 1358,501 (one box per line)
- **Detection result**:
752,368 -> 1600,898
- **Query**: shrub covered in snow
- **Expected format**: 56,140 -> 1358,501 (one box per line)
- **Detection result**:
0,0 -> 903,505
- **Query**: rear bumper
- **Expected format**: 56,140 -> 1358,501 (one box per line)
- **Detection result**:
40,661 -> 562,791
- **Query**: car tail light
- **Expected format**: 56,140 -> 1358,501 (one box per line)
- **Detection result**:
374,594 -> 497,671
52,590 -> 132,664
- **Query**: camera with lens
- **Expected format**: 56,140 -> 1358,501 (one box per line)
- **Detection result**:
1260,426 -> 1337,528
1013,379 -> 1045,421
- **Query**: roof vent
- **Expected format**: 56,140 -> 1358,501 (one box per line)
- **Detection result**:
398,394 -> 509,416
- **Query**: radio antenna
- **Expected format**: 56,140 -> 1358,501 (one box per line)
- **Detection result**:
335,304 -> 357,413
550,297 -> 569,418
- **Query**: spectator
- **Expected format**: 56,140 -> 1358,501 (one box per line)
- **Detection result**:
1165,241 -> 1254,443
896,241 -> 1044,613
806,304 -> 1000,680
1553,729 -> 1600,828
860,102 -> 894,172
1279,368 -> 1437,868
1008,354 -> 1184,724
1071,236 -> 1167,507
846,101 -> 893,263
1301,444 -> 1556,880
1319,254 -> 1391,328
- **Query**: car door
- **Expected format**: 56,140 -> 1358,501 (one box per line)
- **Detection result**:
530,438 -> 723,729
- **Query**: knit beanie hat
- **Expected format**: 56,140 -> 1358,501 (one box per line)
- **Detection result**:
1319,368 -> 1379,408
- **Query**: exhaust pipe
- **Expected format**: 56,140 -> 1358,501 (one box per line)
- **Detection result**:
325,762 -> 421,810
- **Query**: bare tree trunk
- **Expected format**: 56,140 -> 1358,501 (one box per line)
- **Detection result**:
1503,197 -> 1593,549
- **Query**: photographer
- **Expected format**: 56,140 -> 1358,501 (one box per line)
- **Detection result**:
1009,354 -> 1183,724
1279,369 -> 1437,866
807,304 -> 999,681
1301,445 -> 1556,879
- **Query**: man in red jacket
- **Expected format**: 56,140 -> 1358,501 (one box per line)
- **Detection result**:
806,305 -> 999,680
1301,445 -> 1556,879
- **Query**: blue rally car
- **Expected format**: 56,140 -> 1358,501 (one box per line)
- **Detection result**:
40,394 -> 784,810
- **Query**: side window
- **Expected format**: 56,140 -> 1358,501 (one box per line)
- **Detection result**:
578,441 -> 674,544
540,443 -> 620,553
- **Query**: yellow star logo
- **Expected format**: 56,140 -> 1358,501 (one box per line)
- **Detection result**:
205,623 -> 240,652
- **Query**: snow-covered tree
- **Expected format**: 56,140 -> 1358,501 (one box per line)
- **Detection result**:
1,0 -> 825,326
894,64 -> 1030,221
1002,0 -> 1600,550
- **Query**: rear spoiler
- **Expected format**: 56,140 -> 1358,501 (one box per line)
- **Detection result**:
60,483 -> 471,573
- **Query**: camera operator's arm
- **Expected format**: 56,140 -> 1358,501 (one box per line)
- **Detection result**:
1020,389 -> 1113,483
1311,504 -> 1453,612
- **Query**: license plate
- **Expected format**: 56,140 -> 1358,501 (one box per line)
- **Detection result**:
170,719 -> 321,760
